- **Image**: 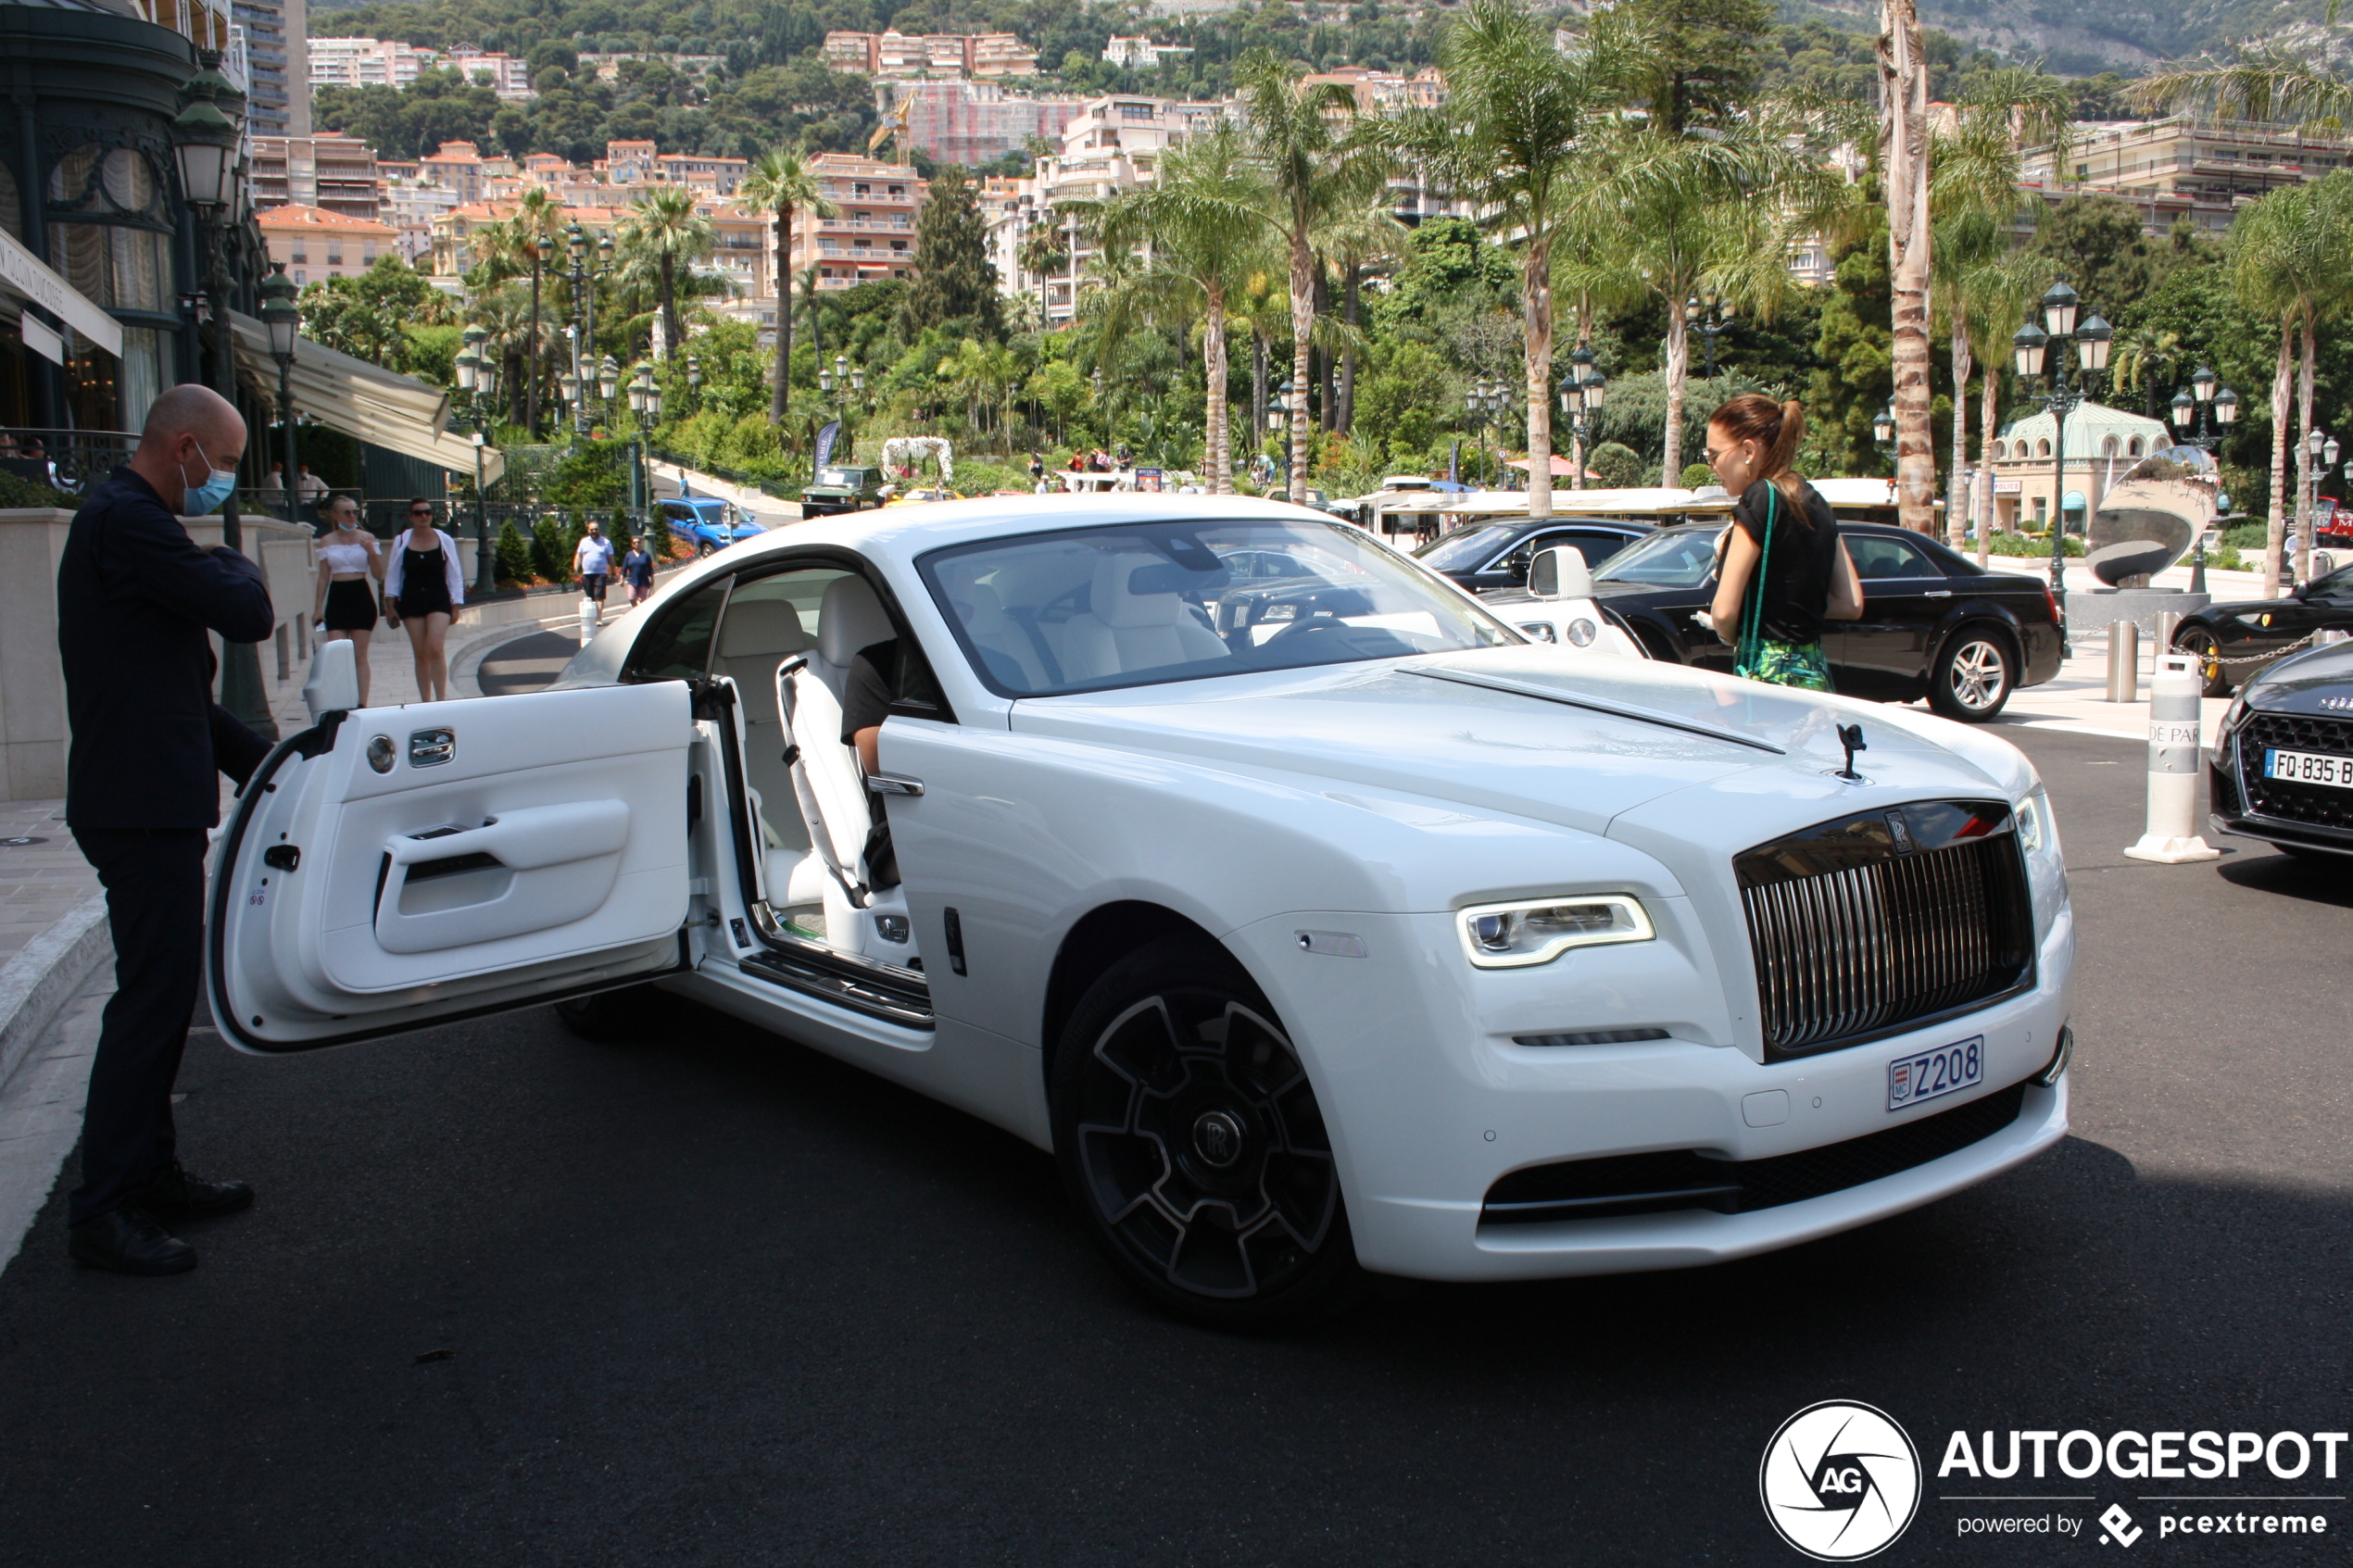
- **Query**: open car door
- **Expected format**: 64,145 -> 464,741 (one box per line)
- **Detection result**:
208,682 -> 695,1053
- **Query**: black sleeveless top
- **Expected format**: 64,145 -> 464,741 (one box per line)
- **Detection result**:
1731,479 -> 1841,645
398,539 -> 452,613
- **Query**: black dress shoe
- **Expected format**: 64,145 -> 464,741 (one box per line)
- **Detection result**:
68,1209 -> 196,1275
133,1163 -> 255,1221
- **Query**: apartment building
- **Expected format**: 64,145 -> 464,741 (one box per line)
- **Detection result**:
258,205 -> 398,286
822,30 -> 1038,78
1036,94 -> 1229,205
234,0 -> 308,135
447,47 -> 534,100
418,141 -> 490,203
248,135 -> 381,220
784,154 -> 929,292
1102,36 -> 1196,69
308,36 -> 535,100
428,201 -> 623,277
1299,64 -> 1445,112
879,80 -> 1085,168
2019,115 -> 2353,236
383,180 -> 458,264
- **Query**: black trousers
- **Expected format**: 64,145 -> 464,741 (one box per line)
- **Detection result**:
69,828 -> 208,1225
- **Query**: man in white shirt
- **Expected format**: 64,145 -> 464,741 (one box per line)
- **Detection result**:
573,518 -> 616,604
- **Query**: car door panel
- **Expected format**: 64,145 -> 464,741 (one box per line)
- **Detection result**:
1837,534 -> 1945,698
210,682 -> 695,1052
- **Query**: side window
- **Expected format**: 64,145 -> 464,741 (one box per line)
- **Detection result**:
1846,535 -> 1939,580
1563,532 -> 1631,566
622,576 -> 727,682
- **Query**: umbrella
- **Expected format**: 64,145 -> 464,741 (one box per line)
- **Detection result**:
1507,455 -> 1603,479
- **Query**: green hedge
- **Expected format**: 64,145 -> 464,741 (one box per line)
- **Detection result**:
1983,531 -> 2084,558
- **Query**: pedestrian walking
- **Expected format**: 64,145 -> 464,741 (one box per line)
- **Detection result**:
310,493 -> 385,707
55,383 -> 272,1276
1701,395 -> 1863,692
573,517 -> 615,607
621,533 -> 655,606
384,497 -> 464,701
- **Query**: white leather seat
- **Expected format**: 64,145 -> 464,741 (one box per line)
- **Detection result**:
1060,553 -> 1230,682
714,598 -> 817,865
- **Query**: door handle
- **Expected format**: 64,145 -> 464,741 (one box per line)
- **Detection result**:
1924,590 -> 1953,598
866,772 -> 924,797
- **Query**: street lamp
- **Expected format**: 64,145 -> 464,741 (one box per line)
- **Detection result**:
1873,401 -> 1896,468
1686,293 -> 1733,382
1558,345 -> 1605,494
2011,281 -> 2109,654
2298,427 -> 2336,583
1466,377 -> 1508,487
598,353 -> 620,403
259,261 -> 301,504
527,230 -> 554,438
2165,366 -> 2239,593
686,354 -> 702,416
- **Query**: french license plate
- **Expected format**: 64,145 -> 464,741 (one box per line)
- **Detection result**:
1888,1035 -> 1983,1112
2266,747 -> 2353,790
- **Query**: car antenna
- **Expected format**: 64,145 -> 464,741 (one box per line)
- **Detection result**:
1836,723 -> 1867,781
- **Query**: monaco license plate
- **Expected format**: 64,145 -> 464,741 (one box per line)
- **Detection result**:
1888,1035 -> 1983,1112
2266,747 -> 2353,790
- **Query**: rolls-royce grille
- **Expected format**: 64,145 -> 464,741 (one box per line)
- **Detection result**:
1479,1081 -> 2029,1224
2238,714 -> 2353,831
1736,801 -> 2034,1059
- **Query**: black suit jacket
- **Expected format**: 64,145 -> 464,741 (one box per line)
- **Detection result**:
57,466 -> 277,830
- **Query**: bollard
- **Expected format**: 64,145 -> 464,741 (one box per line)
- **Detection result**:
579,595 -> 602,646
2153,609 -> 2182,666
2123,652 -> 2221,863
2106,620 -> 2138,703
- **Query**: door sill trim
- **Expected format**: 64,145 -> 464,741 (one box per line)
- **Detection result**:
739,902 -> 935,1030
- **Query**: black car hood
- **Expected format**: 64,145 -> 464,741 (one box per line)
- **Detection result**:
2246,640 -> 2353,712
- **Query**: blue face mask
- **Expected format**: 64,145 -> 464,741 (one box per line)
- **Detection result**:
183,438 -> 238,515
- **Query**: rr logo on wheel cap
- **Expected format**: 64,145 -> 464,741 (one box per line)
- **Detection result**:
1191,1110 -> 1245,1168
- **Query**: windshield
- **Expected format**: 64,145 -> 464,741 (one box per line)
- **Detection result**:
920,518 -> 1517,697
1594,527 -> 1721,588
1415,523 -> 1514,570
817,468 -> 861,486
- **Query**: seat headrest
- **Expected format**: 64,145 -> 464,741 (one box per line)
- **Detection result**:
1090,554 -> 1186,629
819,573 -> 896,666
717,598 -> 813,657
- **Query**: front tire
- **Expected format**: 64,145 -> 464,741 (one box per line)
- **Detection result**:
1051,937 -> 1364,1330
695,540 -> 716,559
1928,627 -> 2016,721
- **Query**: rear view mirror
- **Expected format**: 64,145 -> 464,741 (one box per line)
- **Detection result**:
1529,546 -> 1593,601
302,636 -> 360,719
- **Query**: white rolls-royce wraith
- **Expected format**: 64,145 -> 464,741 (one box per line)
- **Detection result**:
213,495 -> 2074,1327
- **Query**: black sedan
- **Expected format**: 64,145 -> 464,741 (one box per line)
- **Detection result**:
2171,562 -> 2353,696
1415,517 -> 1653,593
1588,522 -> 2063,721
2208,634 -> 2353,860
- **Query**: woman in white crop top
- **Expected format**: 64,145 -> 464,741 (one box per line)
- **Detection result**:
311,494 -> 385,706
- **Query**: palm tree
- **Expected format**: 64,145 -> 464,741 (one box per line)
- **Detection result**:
1235,48 -> 1389,506
1930,72 -> 2069,546
2108,325 -> 2183,420
1100,119 -> 1275,493
620,187 -> 718,364
2135,43 -> 2353,130
739,148 -> 837,429
1382,0 -> 1643,517
1959,251 -> 2045,564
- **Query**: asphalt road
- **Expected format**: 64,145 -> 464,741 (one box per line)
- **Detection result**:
3,724 -> 2347,1566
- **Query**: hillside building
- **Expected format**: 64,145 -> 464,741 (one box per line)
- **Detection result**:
258,205 -> 398,286
877,80 -> 1085,167
2019,115 -> 2353,237
822,30 -> 1038,78
247,134 -> 381,220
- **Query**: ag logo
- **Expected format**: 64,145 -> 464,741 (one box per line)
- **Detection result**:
1759,1400 -> 1921,1561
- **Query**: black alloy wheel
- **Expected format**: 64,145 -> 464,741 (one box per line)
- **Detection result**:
1051,936 -> 1363,1330
1928,626 -> 2017,721
2174,625 -> 2232,697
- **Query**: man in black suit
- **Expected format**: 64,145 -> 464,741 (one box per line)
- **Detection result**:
57,383 -> 276,1275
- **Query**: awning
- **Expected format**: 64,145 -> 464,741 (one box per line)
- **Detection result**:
0,230 -> 120,358
228,311 -> 503,484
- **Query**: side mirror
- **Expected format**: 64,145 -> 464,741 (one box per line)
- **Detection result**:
301,635 -> 360,720
1529,546 -> 1593,601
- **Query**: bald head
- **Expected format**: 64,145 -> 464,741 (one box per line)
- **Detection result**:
130,383 -> 247,514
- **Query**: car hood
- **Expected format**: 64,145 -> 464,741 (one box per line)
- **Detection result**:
1009,646 -> 2028,839
2247,639 -> 2353,710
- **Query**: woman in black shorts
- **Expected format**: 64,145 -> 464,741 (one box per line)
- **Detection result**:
310,494 -> 385,706
384,497 -> 465,701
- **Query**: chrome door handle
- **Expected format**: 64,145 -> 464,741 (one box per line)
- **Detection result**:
866,772 -> 925,797
1924,590 -> 1953,598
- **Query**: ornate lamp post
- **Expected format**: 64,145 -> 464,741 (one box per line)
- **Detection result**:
2169,366 -> 2239,594
1687,293 -> 1734,382
2297,427 -> 2337,585
259,263 -> 301,509
1558,347 -> 1606,494
174,59 -> 275,738
1873,401 -> 1897,478
626,361 -> 661,511
2011,281 -> 2110,656
1466,377 -> 1508,488
686,354 -> 702,417
455,323 -> 501,596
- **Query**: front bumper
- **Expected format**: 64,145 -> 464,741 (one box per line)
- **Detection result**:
2208,720 -> 2353,856
1227,900 -> 2073,1283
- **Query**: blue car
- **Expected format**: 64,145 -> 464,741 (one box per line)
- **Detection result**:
661,495 -> 765,557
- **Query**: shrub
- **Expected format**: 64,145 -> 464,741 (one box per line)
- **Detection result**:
530,516 -> 566,581
494,521 -> 534,585
0,470 -> 70,509
2223,522 -> 2271,550
1984,531 -> 2083,558
1680,461 -> 1715,488
1589,442 -> 1645,489
643,506 -> 672,559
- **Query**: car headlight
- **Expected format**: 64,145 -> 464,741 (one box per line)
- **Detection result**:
2014,789 -> 2061,859
1457,895 -> 1655,968
2220,691 -> 2248,734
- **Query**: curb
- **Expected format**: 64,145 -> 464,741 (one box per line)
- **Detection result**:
0,892 -> 110,1093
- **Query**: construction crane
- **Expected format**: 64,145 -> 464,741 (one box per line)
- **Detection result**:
866,96 -> 913,165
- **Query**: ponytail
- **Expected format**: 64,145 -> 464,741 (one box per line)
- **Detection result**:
1710,393 -> 1812,519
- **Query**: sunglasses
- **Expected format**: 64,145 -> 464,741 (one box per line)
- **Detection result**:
409,508 -> 432,517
